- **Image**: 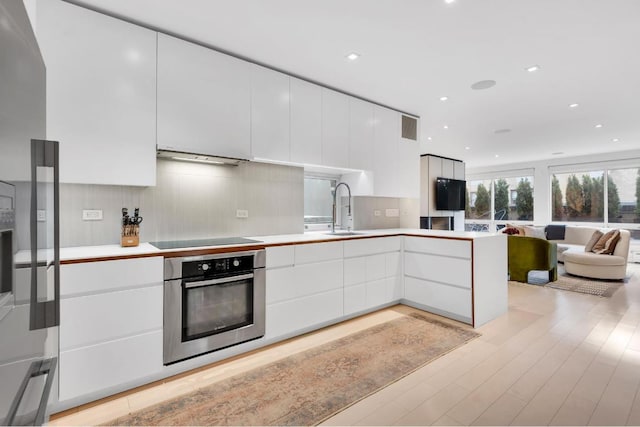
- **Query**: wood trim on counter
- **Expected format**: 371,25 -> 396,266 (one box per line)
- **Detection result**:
59,233 -> 483,264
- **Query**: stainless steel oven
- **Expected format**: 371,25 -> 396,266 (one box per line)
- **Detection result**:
163,250 -> 266,365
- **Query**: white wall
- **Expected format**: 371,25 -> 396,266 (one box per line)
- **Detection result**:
466,148 -> 640,226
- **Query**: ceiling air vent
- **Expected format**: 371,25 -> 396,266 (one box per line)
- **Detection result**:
401,115 -> 418,141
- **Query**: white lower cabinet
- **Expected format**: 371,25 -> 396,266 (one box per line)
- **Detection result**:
59,257 -> 164,402
401,235 -> 508,326
403,236 -> 473,323
404,277 -> 471,321
265,245 -> 344,340
266,290 -> 343,340
343,237 -> 403,316
59,331 -> 163,401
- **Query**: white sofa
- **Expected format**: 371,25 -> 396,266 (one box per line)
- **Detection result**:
548,226 -> 630,280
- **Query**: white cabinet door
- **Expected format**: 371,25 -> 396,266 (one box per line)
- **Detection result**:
349,98 -> 374,170
321,89 -> 349,168
157,33 -> 251,160
59,330 -> 163,401
38,0 -> 157,185
397,139 -> 420,198
290,78 -> 322,164
251,65 -> 290,162
372,106 -> 400,196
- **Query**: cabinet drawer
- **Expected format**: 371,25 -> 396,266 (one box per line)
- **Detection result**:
344,236 -> 401,258
266,246 -> 294,268
60,285 -> 162,351
266,260 -> 343,304
344,284 -> 367,315
344,257 -> 366,286
266,289 -> 343,339
61,257 -> 163,296
294,242 -> 343,265
59,330 -> 163,401
404,236 -> 471,259
404,252 -> 471,289
404,277 -> 472,320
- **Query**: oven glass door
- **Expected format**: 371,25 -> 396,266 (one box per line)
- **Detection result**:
182,273 -> 254,342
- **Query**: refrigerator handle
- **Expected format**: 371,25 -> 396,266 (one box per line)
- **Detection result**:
4,357 -> 57,426
30,139 -> 60,330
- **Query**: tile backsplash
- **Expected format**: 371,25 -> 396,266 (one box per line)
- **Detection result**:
58,159 -> 304,247
341,196 -> 420,230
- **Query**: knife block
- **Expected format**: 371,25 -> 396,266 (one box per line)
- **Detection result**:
121,224 -> 140,247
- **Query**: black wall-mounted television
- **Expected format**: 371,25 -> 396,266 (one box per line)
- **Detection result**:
435,177 -> 466,211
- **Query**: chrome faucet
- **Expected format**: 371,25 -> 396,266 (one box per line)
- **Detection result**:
332,182 -> 352,233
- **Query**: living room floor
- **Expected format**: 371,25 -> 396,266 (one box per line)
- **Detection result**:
50,263 -> 640,426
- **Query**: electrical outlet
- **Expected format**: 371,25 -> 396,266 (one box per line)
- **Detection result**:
374,210 -> 381,217
236,209 -> 249,219
385,208 -> 399,217
82,209 -> 103,221
36,210 -> 46,222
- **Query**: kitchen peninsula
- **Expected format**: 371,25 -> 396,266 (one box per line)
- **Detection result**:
35,229 -> 507,412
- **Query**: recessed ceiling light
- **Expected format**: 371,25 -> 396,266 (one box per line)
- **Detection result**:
439,96 -> 449,101
526,65 -> 540,72
612,138 -> 620,142
444,0 -> 455,4
494,154 -> 500,158
470,80 -> 496,90
568,103 -> 579,108
465,146 -> 471,150
346,52 -> 360,61
427,136 -> 432,141
443,125 -> 449,130
595,124 -> 603,128
494,128 -> 511,134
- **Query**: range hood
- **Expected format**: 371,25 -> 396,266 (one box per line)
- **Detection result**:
157,149 -> 246,166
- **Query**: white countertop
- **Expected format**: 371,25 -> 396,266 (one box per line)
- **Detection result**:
15,228 -> 501,263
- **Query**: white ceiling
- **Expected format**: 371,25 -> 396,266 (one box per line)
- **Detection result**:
70,0 -> 640,168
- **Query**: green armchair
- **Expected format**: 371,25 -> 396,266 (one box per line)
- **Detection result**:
508,235 -> 558,283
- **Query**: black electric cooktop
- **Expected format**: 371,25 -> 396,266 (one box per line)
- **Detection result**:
149,237 -> 262,250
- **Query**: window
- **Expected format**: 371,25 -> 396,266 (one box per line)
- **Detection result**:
466,175 -> 534,221
304,176 -> 337,227
493,176 -> 534,221
465,179 -> 492,220
551,171 -> 605,222
607,167 -> 640,224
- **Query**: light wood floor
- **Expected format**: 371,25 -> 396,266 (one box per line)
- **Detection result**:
50,263 -> 640,426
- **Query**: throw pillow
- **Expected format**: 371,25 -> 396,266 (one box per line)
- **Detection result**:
524,226 -> 546,240
506,223 -> 526,235
592,229 -> 621,255
545,224 -> 566,240
503,226 -> 521,235
584,230 -> 604,252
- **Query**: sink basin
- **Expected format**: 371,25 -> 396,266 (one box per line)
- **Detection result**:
325,231 -> 364,236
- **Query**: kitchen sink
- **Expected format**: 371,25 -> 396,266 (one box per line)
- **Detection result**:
325,231 -> 364,236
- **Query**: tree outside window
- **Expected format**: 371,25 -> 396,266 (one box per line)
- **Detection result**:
515,178 -> 534,220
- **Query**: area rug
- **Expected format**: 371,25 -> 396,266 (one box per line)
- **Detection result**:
543,274 -> 624,297
521,267 -> 628,297
105,312 -> 479,426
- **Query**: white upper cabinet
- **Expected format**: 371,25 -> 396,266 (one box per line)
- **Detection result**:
37,0 -> 157,185
348,98 -> 374,171
396,137 -> 420,198
289,78 -> 322,165
157,33 -> 251,160
250,65 -> 290,162
372,106 -> 400,197
321,89 -> 350,168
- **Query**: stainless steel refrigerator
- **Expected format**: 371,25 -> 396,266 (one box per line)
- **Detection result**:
1,0 -> 60,425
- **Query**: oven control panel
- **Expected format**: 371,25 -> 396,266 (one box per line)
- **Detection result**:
182,254 -> 254,278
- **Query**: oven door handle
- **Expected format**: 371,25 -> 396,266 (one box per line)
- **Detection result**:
183,273 -> 254,289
